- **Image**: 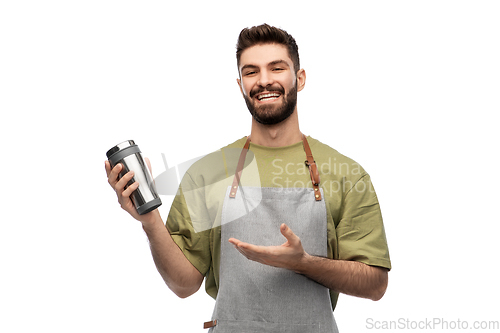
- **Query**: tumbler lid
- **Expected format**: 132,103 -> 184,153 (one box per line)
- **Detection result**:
106,140 -> 136,159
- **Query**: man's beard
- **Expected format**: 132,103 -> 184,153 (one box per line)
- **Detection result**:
244,84 -> 298,125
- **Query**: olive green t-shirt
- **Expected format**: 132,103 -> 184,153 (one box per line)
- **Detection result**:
166,136 -> 391,310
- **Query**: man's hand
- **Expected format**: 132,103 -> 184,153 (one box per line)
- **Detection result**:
229,223 -> 388,301
104,158 -> 157,225
228,223 -> 307,272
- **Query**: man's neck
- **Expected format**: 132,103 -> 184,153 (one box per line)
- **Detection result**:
249,110 -> 302,147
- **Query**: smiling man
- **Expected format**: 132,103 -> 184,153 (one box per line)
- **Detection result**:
106,24 -> 391,332
238,44 -> 301,126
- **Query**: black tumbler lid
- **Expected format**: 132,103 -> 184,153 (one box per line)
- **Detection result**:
106,140 -> 136,159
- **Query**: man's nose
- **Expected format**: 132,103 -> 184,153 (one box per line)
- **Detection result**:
257,70 -> 274,87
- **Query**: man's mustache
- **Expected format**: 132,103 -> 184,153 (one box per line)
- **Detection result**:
249,85 -> 285,98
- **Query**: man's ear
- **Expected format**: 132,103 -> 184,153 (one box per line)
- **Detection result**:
296,69 -> 306,92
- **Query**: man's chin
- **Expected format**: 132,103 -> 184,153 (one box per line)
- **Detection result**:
251,108 -> 295,125
244,88 -> 297,125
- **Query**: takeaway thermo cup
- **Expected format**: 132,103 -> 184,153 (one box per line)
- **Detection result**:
106,140 -> 162,215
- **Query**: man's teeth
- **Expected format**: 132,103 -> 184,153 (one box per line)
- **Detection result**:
257,93 -> 280,101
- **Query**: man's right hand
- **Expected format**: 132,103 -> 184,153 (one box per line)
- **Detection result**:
104,160 -> 159,225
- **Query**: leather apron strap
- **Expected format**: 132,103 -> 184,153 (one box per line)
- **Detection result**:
302,134 -> 322,201
229,136 -> 251,198
229,134 -> 322,201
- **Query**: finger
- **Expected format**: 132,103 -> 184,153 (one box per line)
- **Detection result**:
228,238 -> 241,246
234,246 -> 248,257
104,160 -> 111,176
234,246 -> 261,262
229,239 -> 259,255
122,181 -> 139,198
108,163 -> 123,185
237,242 -> 266,254
114,170 -> 135,192
228,238 -> 257,250
280,224 -> 297,242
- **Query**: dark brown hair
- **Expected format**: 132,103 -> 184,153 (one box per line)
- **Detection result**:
236,23 -> 300,74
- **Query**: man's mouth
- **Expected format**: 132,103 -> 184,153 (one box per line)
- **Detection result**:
256,92 -> 281,102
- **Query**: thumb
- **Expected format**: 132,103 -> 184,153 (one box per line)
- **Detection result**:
280,224 -> 299,244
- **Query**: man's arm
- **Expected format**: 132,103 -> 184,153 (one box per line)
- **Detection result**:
141,211 -> 204,298
105,161 -> 204,298
294,254 -> 388,301
229,223 -> 388,301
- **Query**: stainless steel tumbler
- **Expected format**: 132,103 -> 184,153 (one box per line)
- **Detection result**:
106,140 -> 162,215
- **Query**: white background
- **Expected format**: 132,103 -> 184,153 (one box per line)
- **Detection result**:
1,1 -> 499,332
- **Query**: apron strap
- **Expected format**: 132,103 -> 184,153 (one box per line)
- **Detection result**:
229,134 -> 322,201
229,136 -> 251,198
203,320 -> 217,329
302,134 -> 322,201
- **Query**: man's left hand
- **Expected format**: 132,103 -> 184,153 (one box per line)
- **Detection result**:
228,223 -> 307,272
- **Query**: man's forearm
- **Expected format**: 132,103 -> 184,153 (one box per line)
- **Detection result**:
141,211 -> 204,298
295,254 -> 388,301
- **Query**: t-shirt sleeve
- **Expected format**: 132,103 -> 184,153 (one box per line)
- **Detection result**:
165,176 -> 212,276
336,174 -> 391,270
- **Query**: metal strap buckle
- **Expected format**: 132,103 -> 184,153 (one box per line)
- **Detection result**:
304,160 -> 315,167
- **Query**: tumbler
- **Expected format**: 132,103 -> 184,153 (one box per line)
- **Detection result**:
106,140 -> 162,215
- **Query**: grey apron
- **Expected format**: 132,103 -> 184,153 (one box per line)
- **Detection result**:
205,135 -> 339,333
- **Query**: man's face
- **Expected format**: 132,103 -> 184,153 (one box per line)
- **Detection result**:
237,43 -> 305,125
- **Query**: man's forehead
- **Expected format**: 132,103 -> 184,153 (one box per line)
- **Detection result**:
239,43 -> 293,69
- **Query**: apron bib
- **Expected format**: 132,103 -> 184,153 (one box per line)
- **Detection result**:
205,135 -> 339,333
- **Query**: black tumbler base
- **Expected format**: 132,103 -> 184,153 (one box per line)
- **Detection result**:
137,198 -> 162,215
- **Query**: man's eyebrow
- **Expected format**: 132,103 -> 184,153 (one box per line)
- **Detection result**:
268,60 -> 290,68
240,60 -> 290,72
240,64 -> 259,72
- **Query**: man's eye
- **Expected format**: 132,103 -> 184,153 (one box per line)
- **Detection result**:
244,71 -> 256,76
273,68 -> 284,72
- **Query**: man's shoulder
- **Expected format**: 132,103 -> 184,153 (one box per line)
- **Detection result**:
308,136 -> 357,164
308,136 -> 367,177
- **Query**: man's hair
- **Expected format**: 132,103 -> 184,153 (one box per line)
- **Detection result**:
236,23 -> 300,74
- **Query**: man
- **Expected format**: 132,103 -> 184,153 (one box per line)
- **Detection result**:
106,24 -> 391,332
